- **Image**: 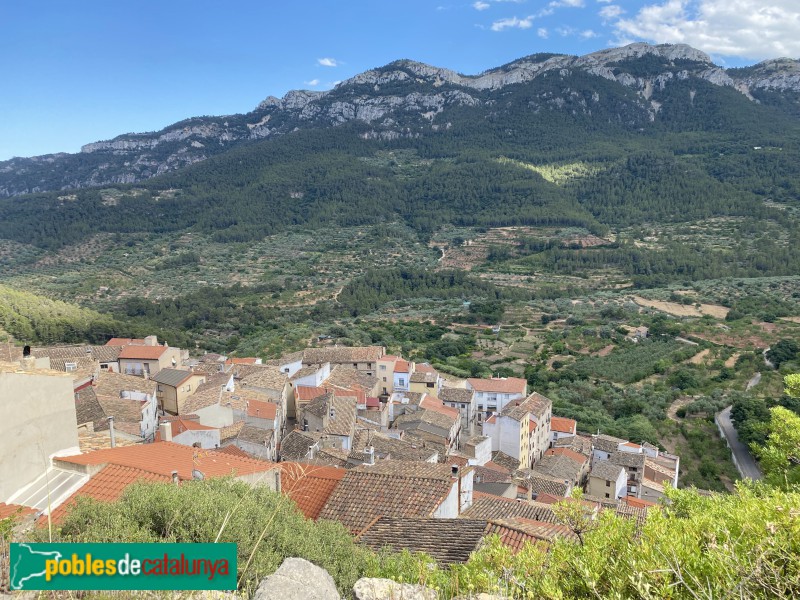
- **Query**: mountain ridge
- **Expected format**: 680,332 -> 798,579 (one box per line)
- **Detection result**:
2,42 -> 800,197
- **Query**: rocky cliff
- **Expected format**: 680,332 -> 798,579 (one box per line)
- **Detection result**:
1,43 -> 798,197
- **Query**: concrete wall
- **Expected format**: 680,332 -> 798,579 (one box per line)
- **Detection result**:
173,429 -> 220,449
0,371 -> 79,502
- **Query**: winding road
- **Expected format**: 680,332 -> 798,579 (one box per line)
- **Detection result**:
716,406 -> 763,480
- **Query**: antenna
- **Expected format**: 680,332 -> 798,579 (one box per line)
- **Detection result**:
192,469 -> 205,480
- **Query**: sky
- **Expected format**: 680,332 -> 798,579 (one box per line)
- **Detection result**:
1,0 -> 799,160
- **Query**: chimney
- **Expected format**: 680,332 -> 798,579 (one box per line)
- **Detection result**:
307,444 -> 316,460
159,422 -> 173,443
172,471 -> 179,484
108,416 -> 116,448
366,445 -> 375,465
144,335 -> 157,347
20,356 -> 36,371
451,465 -> 462,515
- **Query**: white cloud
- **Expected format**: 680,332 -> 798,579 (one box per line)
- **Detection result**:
305,79 -> 320,87
614,0 -> 800,60
599,4 -> 624,19
549,0 -> 585,7
556,25 -> 576,36
317,57 -> 339,67
538,27 -> 549,38
597,0 -> 613,3
491,15 -> 534,31
581,29 -> 599,38
473,1 -> 490,10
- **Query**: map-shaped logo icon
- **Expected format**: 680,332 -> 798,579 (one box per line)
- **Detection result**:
10,543 -> 62,590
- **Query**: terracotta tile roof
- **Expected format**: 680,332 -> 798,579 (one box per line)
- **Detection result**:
622,496 -> 658,509
324,366 -> 379,393
486,517 -> 576,547
592,434 -> 628,454
0,502 -> 37,521
551,416 -> 577,435
303,346 -> 384,365
48,464 -> 170,524
318,465 -> 454,533
491,451 -> 521,472
610,451 -> 646,470
394,360 -> 410,373
226,357 -> 260,365
350,429 -> 437,462
237,425 -> 274,446
461,493 -> 559,523
247,399 -> 278,420
105,338 -> 146,346
485,414 -> 497,424
473,465 -> 513,484
56,441 -> 276,481
554,434 -> 593,456
523,474 -> 570,497
75,387 -> 106,427
393,409 -> 455,439
215,445 -> 256,459
261,351 -> 304,366
219,420 -> 245,442
118,345 -> 168,360
94,396 -> 145,427
78,431 -> 138,453
93,371 -> 156,397
296,385 -> 328,403
154,418 -> 216,441
467,377 -> 526,394
483,460 -> 510,474
529,454 -> 583,483
419,395 -> 461,420
279,462 -> 346,520
439,388 -> 474,404
358,517 -> 489,564
233,364 -> 288,392
545,447 -> 589,466
590,461 -> 626,482
279,429 -> 322,461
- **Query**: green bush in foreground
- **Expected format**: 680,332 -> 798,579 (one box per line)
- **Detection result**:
39,475 -> 800,599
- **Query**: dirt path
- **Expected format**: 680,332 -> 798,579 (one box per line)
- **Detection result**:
667,397 -> 693,422
633,296 -> 729,319
687,348 -> 710,365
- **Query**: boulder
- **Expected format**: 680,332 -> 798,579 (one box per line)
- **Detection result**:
352,578 -> 438,600
253,558 -> 340,600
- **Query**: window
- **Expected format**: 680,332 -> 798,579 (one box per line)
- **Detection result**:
605,493 -> 610,499
283,368 -> 290,373
427,382 -> 434,388
398,378 -> 405,387
606,480 -> 611,487
65,362 -> 77,372
100,364 -> 109,370
379,365 -> 386,371
382,376 -> 387,382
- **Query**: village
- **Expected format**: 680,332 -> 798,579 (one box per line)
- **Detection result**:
1,337 -> 680,561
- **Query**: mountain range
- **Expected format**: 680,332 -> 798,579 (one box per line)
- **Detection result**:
2,42 -> 799,198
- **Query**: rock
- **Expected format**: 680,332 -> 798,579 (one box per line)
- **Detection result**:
253,558 -> 340,600
352,578 -> 438,600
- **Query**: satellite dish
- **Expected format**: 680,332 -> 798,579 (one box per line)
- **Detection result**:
192,469 -> 205,480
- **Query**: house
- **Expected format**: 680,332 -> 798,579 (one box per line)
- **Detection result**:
32,344 -> 122,374
544,447 -> 590,484
302,346 -> 384,376
524,447 -> 588,496
232,364 -> 291,422
47,442 -> 281,521
550,416 -> 577,446
591,434 -> 629,462
482,392 -> 552,469
152,368 -> 207,415
324,365 -> 381,397
278,462 -> 346,520
155,418 -> 220,449
357,518 -> 492,565
118,337 -> 182,377
0,359 -> 80,505
553,434 -> 593,457
74,387 -> 107,433
462,435 -> 492,466
94,393 -> 158,443
241,398 -> 282,432
348,429 -> 439,465
392,400 -> 461,457
300,392 -> 357,451
318,461 -> 473,534
376,354 -> 401,395
392,359 -> 412,393
262,351 -> 303,377
440,387 -> 477,435
278,429 -> 323,462
229,425 -> 277,461
466,377 -> 527,423
409,363 -> 443,395
610,450 -> 647,497
460,492 -> 561,523
587,462 -> 627,501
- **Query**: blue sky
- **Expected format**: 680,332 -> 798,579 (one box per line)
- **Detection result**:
1,0 -> 798,160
